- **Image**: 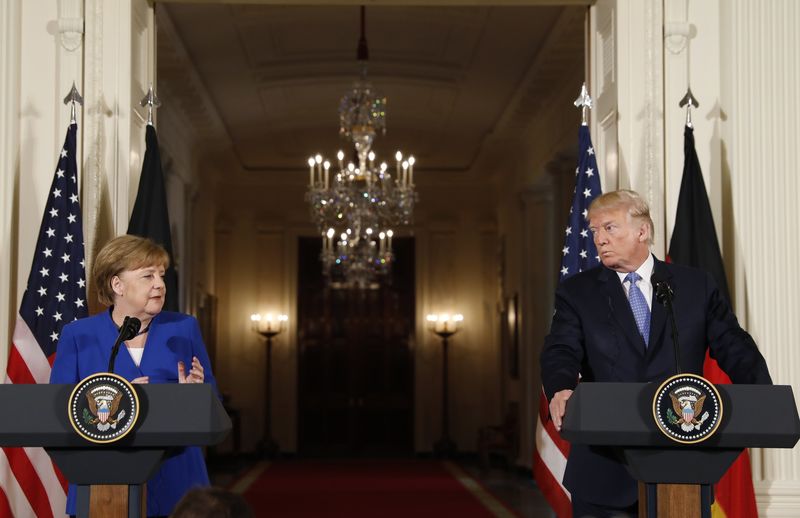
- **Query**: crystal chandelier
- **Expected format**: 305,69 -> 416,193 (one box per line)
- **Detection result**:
305,7 -> 417,290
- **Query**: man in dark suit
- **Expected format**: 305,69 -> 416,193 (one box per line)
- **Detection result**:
540,189 -> 772,518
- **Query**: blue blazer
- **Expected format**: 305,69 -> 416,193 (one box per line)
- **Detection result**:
540,256 -> 771,507
50,310 -> 218,517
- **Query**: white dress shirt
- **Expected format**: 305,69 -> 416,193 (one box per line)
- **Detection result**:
616,254 -> 654,310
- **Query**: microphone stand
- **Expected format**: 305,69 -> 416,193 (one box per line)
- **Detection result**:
656,282 -> 682,374
108,316 -> 141,373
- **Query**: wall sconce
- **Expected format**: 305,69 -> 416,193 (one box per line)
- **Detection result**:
426,313 -> 464,338
249,312 -> 288,457
425,312 -> 464,457
250,313 -> 288,338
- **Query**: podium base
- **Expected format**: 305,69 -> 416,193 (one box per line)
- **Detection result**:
77,484 -> 145,518
638,482 -> 711,518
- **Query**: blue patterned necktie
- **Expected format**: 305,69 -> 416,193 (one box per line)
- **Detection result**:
625,272 -> 651,346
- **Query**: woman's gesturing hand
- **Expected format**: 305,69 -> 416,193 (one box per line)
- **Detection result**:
178,356 -> 204,384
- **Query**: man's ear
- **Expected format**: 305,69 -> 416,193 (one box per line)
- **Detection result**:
638,222 -> 651,243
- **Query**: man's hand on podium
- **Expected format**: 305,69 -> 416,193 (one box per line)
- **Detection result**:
549,389 -> 573,431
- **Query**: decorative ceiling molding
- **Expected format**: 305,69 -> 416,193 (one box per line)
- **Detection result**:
156,6 -> 231,146
157,4 -> 584,178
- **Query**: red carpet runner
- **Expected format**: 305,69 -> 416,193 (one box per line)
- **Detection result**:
237,459 -> 517,517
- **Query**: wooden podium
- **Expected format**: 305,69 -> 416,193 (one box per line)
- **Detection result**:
0,383 -> 231,518
561,382 -> 800,518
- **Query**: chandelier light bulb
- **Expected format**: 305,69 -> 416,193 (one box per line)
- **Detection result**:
250,313 -> 261,322
327,228 -> 335,238
314,154 -> 322,164
307,157 -> 315,167
386,230 -> 394,237
395,151 -> 403,162
380,162 -> 388,171
366,228 -> 373,234
368,151 -> 375,161
408,156 -> 415,166
337,150 -> 345,161
348,162 -> 355,172
379,232 -> 386,239
323,161 -> 330,170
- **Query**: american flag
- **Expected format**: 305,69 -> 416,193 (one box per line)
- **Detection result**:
1,122 -> 87,517
559,125 -> 602,278
533,124 -> 602,518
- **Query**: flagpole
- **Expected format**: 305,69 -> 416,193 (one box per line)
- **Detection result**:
534,83 -> 604,518
1,94 -> 90,517
573,82 -> 593,126
678,87 -> 699,128
63,82 -> 83,125
140,83 -> 161,127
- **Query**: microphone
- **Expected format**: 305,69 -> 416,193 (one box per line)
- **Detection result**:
652,271 -> 682,373
654,277 -> 674,305
108,316 -> 141,373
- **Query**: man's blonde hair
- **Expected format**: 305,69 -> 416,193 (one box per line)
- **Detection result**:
587,189 -> 654,245
92,235 -> 170,306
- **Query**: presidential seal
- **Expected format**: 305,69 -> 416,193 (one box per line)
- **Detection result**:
68,372 -> 139,444
652,373 -> 723,444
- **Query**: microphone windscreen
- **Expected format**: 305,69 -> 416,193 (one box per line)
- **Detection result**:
121,316 -> 142,341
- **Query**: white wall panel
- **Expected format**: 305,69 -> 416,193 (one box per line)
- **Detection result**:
0,0 -> 22,376
721,1 -> 800,514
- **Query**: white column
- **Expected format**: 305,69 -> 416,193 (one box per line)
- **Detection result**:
590,0 -> 619,193
663,0 -> 723,246
721,1 -> 800,515
0,0 -> 21,375
82,0 -> 155,282
14,0 -> 84,312
614,0 -> 666,255
519,182 -> 555,468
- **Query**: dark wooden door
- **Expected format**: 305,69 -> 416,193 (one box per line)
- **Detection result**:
297,237 -> 415,456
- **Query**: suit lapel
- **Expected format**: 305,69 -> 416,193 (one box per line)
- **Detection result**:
597,266 -> 647,355
645,258 -> 673,360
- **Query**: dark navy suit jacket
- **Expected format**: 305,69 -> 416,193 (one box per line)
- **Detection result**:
50,310 -> 218,516
540,256 -> 772,507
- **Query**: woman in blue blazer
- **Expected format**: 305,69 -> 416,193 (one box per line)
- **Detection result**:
50,235 -> 217,517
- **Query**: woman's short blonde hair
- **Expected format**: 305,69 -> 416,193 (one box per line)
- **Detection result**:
92,235 -> 170,306
587,189 -> 655,245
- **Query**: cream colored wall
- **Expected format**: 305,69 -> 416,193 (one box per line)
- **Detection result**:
0,0 -> 21,377
414,197 -> 500,453
212,181 -> 304,452
719,2 -> 800,514
0,0 -> 213,381
1,0 -> 86,369
495,57 -> 585,468
609,0 -> 800,515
